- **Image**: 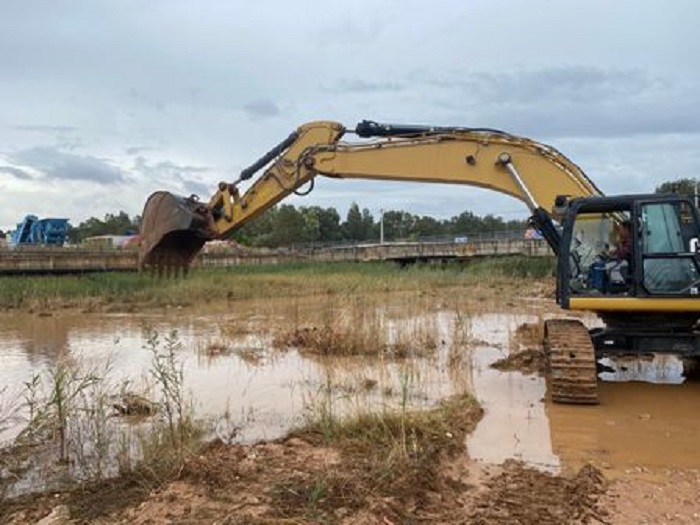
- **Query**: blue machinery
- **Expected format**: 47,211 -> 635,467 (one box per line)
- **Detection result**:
10,215 -> 70,246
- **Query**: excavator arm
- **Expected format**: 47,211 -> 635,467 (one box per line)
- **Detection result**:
139,120 -> 603,273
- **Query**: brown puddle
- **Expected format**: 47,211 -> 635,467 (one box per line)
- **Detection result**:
1,295 -> 700,485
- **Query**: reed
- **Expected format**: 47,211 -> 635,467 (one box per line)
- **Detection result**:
0,329 -> 204,501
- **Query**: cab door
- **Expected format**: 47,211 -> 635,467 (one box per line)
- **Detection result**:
635,199 -> 700,297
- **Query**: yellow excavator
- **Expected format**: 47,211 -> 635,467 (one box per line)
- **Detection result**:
139,120 -> 700,405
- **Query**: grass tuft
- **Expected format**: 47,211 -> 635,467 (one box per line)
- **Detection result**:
274,393 -> 483,521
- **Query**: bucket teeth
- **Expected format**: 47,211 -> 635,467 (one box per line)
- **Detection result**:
147,251 -> 192,279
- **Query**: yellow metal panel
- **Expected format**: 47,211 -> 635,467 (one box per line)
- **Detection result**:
569,297 -> 700,312
209,120 -> 601,237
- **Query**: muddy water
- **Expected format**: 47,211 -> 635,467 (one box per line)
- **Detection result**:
1,297 -> 700,477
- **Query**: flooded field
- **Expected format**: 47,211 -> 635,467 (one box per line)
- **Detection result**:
2,272 -> 700,523
3,291 -> 700,472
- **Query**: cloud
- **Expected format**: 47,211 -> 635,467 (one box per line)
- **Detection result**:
0,166 -> 33,180
131,157 -> 213,197
13,125 -> 78,133
0,2 -> 698,230
329,78 -> 404,93
243,100 -> 281,119
430,67 -> 654,105
125,146 -> 158,156
9,147 -> 127,183
133,157 -> 211,177
182,178 -> 210,197
426,66 -> 700,138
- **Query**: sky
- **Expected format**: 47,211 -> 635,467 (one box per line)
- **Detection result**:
1,0 -> 699,232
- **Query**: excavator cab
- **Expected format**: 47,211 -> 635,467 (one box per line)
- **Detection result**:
541,193 -> 700,404
551,194 -> 700,377
558,194 -> 700,305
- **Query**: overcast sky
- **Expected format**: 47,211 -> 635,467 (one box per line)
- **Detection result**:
1,0 -> 699,231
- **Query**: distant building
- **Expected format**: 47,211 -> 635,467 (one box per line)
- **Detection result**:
82,235 -> 140,249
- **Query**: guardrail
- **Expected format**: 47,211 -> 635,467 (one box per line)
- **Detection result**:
0,239 -> 550,275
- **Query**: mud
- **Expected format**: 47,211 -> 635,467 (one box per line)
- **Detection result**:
490,347 -> 545,375
491,321 -> 546,375
601,468 -> 700,524
467,461 -> 608,524
2,280 -> 700,522
2,439 -> 609,525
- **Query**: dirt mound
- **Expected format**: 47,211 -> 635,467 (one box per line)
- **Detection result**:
3,434 -> 614,525
512,321 -> 544,348
491,348 -> 546,375
468,461 -> 608,524
110,395 -> 481,524
491,322 -> 546,375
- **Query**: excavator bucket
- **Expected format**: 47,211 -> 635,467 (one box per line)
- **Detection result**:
139,191 -> 215,276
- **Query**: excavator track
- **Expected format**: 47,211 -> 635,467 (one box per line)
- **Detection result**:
545,319 -> 599,405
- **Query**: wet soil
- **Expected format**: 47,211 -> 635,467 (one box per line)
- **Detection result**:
601,469 -> 700,524
467,460 -> 607,524
491,321 -> 547,375
490,347 -> 545,375
3,277 -> 700,522
3,439 -> 609,525
6,450 -> 700,524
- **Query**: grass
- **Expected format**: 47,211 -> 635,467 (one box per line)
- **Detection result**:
275,393 -> 483,522
0,257 -> 554,310
463,255 -> 555,278
274,294 -> 440,358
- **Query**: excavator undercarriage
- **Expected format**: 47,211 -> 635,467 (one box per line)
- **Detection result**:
545,320 -> 599,405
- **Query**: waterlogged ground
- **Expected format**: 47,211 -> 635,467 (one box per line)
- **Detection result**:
1,281 -> 700,522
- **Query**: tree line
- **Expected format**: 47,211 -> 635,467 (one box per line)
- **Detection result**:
58,178 -> 700,247
231,203 -> 527,247
68,211 -> 140,243
67,203 -> 527,247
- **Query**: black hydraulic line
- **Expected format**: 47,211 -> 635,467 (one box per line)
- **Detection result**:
529,207 -> 561,256
354,119 -> 510,138
239,131 -> 299,181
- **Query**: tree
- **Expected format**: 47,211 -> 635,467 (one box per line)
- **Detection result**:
412,215 -> 444,239
361,208 -> 375,241
381,210 -> 415,241
232,206 -> 277,246
656,178 -> 698,200
69,211 -> 140,242
314,206 -> 343,242
448,210 -> 480,236
270,204 -> 306,246
299,206 -> 321,243
343,202 -> 368,241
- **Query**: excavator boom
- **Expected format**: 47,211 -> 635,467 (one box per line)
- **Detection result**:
139,118 -> 700,406
139,119 -> 601,272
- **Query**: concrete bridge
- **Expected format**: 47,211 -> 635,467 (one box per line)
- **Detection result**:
0,239 -> 550,275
